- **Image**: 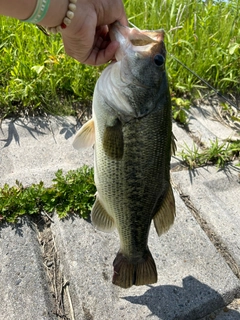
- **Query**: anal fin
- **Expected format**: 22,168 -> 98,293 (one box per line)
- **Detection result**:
91,197 -> 115,233
153,184 -> 175,236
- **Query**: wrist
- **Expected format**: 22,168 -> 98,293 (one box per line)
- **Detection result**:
0,0 -> 37,20
39,0 -> 68,27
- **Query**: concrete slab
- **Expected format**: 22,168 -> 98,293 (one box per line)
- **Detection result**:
202,298 -> 240,319
172,166 -> 240,271
0,218 -> 57,320
0,116 -> 94,187
51,190 -> 240,320
187,104 -> 239,146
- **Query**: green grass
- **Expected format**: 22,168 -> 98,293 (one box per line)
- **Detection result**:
126,0 -> 240,96
0,19 -> 102,118
0,0 -> 239,120
0,166 -> 96,223
179,138 -> 240,169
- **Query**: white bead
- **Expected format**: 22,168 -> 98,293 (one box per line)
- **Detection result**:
49,27 -> 57,34
69,3 -> 76,12
66,10 -> 74,19
56,25 -> 62,32
63,17 -> 71,26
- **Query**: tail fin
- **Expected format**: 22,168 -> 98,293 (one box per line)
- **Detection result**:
112,248 -> 157,289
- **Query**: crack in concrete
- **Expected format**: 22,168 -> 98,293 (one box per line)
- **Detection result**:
175,186 -> 240,280
32,215 -> 75,320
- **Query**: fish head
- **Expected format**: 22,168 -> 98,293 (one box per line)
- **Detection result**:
109,22 -> 166,90
100,22 -> 170,119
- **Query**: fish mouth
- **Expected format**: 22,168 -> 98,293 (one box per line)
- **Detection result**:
109,22 -> 165,62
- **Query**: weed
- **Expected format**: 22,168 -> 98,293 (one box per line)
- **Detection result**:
171,96 -> 191,124
179,139 -> 240,169
0,166 -> 96,223
178,142 -> 201,168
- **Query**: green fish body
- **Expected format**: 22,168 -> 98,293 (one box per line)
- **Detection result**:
73,22 -> 175,289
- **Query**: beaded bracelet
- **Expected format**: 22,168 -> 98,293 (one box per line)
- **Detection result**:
23,0 -> 77,34
47,0 -> 77,34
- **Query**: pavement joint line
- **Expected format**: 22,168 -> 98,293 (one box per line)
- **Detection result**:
32,215 -> 72,319
173,182 -> 240,281
188,130 -> 207,149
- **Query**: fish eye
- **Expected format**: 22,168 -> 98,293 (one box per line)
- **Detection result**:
153,54 -> 165,67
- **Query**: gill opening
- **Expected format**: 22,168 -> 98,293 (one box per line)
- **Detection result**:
128,21 -> 239,111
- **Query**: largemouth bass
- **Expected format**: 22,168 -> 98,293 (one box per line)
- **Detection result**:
73,22 -> 176,289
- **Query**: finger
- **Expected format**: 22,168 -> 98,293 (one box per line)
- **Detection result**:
94,34 -> 111,51
117,1 -> 128,27
87,40 -> 119,66
96,25 -> 109,38
118,14 -> 128,27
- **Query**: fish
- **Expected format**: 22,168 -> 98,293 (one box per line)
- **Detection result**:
73,22 -> 176,289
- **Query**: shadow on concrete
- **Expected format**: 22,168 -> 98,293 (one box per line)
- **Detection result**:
59,122 -> 77,140
0,214 -> 91,238
0,116 -> 79,148
0,120 -> 21,147
0,216 -> 35,237
123,276 -> 240,320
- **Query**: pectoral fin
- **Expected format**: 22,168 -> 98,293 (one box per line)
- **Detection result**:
103,118 -> 124,160
72,118 -> 95,149
153,184 -> 175,236
91,197 -> 115,233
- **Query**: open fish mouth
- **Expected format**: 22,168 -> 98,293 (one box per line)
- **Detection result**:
109,21 -> 165,61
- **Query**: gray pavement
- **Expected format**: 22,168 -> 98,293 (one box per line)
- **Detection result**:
0,218 -> 57,320
0,104 -> 240,320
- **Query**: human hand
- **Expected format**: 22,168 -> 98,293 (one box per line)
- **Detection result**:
61,0 -> 128,65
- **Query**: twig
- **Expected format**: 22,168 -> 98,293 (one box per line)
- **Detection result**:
63,277 -> 75,320
41,210 -> 54,223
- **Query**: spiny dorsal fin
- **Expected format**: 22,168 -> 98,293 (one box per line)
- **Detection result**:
103,118 -> 124,160
91,197 -> 115,233
153,184 -> 175,236
72,118 -> 95,149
